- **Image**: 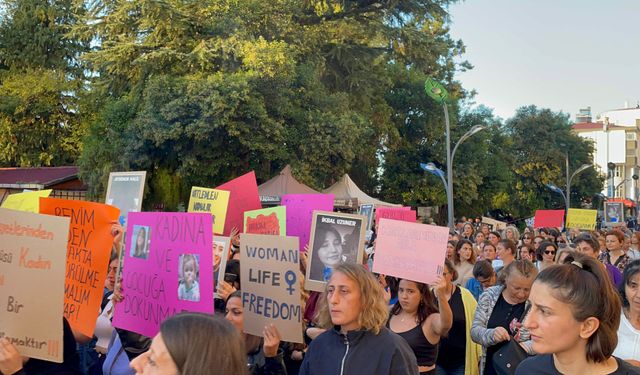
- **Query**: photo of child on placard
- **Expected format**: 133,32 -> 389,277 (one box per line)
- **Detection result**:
178,254 -> 200,302
305,211 -> 366,292
130,225 -> 150,259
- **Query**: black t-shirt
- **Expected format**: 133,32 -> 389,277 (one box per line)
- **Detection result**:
436,286 -> 466,369
484,293 -> 526,375
516,354 -> 640,374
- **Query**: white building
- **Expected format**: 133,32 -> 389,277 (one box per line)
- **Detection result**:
572,106 -> 640,210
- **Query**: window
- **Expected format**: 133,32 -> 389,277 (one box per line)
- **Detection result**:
627,132 -> 637,140
616,166 -> 623,178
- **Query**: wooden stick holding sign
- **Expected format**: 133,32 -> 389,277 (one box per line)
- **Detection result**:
240,234 -> 303,343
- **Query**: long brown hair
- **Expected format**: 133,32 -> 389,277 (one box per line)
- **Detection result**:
390,279 -> 438,325
161,312 -> 247,374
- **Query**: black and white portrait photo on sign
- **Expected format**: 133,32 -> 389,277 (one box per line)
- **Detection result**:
305,211 -> 366,292
604,202 -> 624,226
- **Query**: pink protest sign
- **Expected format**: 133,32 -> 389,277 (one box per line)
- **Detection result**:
372,219 -> 449,284
216,171 -> 262,236
375,207 -> 417,227
281,194 -> 334,251
113,212 -> 214,338
534,210 -> 565,228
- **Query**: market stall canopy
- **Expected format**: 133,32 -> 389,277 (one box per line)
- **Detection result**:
322,174 -> 401,209
258,165 -> 320,204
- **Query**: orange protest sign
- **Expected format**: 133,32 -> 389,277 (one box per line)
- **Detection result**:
39,198 -> 120,337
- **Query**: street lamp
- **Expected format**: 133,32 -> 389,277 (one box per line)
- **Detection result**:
546,183 -> 568,211
421,80 -> 487,229
547,163 -> 592,213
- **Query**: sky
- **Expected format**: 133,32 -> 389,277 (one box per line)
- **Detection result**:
448,0 -> 640,122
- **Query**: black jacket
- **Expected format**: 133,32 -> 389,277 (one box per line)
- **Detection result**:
299,326 -> 419,375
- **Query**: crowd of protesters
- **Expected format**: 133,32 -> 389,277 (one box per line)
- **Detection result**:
3,215 -> 640,375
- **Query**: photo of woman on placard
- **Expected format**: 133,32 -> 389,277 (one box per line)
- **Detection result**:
307,213 -> 365,291
131,225 -> 150,259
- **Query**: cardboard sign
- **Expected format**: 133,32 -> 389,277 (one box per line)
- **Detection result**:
604,202 -> 624,226
113,212 -> 214,338
481,216 -> 508,231
375,207 -> 417,227
373,219 -> 449,284
188,187 -> 230,235
216,171 -> 262,236
533,210 -> 565,228
214,236 -> 231,299
105,171 -> 146,227
305,211 -> 366,292
39,198 -> 120,337
565,209 -> 597,230
281,194 -> 334,252
1,189 -> 52,213
244,206 -> 286,235
240,234 -> 303,343
359,204 -> 374,231
0,208 -> 69,362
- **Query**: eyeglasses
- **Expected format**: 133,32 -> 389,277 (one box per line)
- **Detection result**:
544,250 -> 556,255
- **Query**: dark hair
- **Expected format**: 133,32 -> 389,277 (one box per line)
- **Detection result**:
225,259 -> 241,289
160,312 -> 247,375
310,223 -> 344,277
498,239 -> 517,256
482,241 -> 496,252
472,260 -> 494,280
489,231 -> 501,239
517,244 -> 535,260
574,234 -> 600,253
620,260 -> 640,309
444,259 -> 458,282
391,279 -> 439,325
453,239 -> 475,265
536,241 -> 558,262
534,254 -> 621,363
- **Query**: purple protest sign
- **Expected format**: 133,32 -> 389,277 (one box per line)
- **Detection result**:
281,194 -> 334,251
113,212 -> 214,338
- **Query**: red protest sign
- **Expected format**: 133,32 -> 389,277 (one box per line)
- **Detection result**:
375,207 -> 417,227
216,171 -> 262,236
533,210 -> 565,228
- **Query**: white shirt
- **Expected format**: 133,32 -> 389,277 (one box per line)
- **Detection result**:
613,311 -> 640,360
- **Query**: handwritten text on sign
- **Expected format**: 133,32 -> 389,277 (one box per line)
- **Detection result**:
373,219 -> 449,285
113,212 -> 214,338
188,187 -> 230,235
244,206 -> 286,235
240,234 -> 303,343
0,208 -> 69,362
40,198 -> 120,337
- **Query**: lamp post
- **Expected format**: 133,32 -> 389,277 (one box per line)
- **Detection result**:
546,163 -> 592,212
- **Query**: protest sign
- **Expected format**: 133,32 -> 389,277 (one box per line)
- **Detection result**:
39,198 -> 120,337
604,202 -> 624,226
375,207 -> 417,227
565,209 -> 597,230
105,171 -> 146,227
113,212 -> 214,338
240,234 -> 303,343
305,211 -> 366,292
1,189 -> 52,213
359,204 -> 374,231
533,210 -> 565,228
188,186 -> 230,235
0,208 -> 69,362
244,206 -> 286,235
373,219 -> 449,284
481,216 -> 508,231
216,171 -> 262,236
281,194 -> 334,252
214,236 -> 231,299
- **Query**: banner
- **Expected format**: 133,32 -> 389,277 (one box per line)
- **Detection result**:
373,219 -> 449,285
240,234 -> 303,343
188,186 -> 230,235
359,204 -> 374,231
565,209 -> 597,230
0,208 -> 69,362
533,210 -> 565,228
113,212 -> 214,338
244,206 -> 286,235
305,211 -> 366,292
281,194 -> 334,252
216,171 -> 262,236
375,207 -> 417,227
39,198 -> 120,337
481,216 -> 508,231
604,202 -> 624,226
1,189 -> 52,213
105,171 -> 147,227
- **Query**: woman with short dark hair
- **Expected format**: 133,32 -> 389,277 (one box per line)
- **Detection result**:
614,259 -> 640,366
